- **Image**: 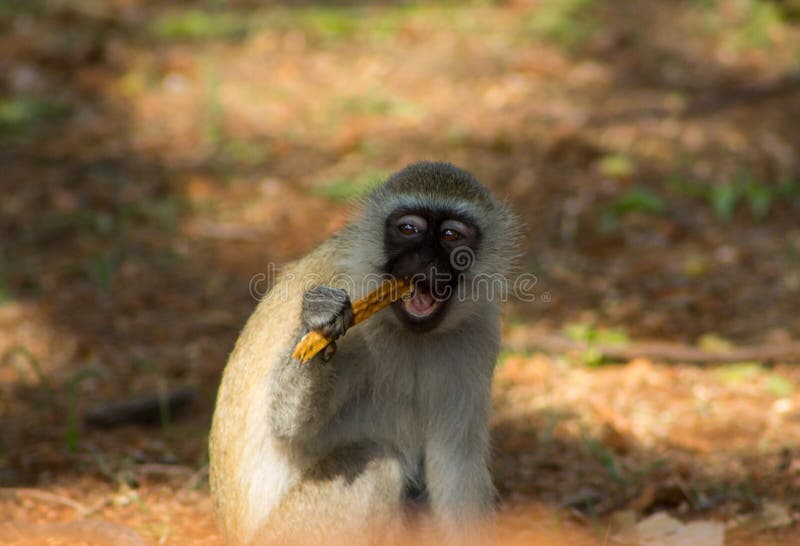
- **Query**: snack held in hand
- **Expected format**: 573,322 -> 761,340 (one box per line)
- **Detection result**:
291,276 -> 413,363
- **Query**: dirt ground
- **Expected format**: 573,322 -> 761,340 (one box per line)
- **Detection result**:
2,0 -> 800,544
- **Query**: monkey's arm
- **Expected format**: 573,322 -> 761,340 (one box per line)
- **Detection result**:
425,387 -> 495,520
425,400 -> 495,546
268,284 -> 359,443
423,320 -> 499,539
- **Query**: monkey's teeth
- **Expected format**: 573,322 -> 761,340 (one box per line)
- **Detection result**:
403,290 -> 438,318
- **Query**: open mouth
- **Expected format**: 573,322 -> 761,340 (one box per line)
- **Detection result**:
401,285 -> 442,319
393,282 -> 449,331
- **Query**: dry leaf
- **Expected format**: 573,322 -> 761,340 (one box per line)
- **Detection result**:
636,512 -> 724,546
608,509 -> 638,544
760,501 -> 793,529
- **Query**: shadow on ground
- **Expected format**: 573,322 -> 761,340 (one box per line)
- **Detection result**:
1,0 -> 800,543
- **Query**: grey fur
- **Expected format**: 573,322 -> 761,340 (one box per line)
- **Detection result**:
209,162 -> 520,546
301,285 -> 354,339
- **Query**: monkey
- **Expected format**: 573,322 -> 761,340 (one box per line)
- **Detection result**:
209,161 -> 519,546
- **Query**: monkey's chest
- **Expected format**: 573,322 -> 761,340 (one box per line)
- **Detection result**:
361,358 -> 453,455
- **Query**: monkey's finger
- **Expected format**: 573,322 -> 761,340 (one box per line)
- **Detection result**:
291,277 -> 413,363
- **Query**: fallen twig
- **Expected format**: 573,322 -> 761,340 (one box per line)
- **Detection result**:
0,487 -> 88,514
505,331 -> 800,364
181,464 -> 209,491
84,386 -> 196,428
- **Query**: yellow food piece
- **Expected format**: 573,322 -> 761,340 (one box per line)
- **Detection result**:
291,277 -> 412,363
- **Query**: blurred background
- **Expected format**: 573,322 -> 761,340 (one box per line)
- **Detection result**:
1,0 -> 800,544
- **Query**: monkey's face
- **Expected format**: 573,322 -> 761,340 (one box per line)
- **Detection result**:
383,207 -> 480,333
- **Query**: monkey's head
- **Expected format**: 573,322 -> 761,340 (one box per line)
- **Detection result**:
353,161 -> 519,333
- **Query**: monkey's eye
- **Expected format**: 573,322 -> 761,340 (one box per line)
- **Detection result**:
395,215 -> 427,237
440,219 -> 472,244
440,228 -> 461,241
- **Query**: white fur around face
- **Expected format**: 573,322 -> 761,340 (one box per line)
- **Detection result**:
341,187 -> 519,334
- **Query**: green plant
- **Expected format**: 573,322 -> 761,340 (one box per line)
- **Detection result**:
727,0 -> 783,51
669,167 -> 794,223
204,64 -> 225,153
0,96 -> 69,135
339,93 -> 423,118
583,434 -> 624,483
66,368 -> 103,453
716,362 -> 763,384
765,374 -> 794,397
597,154 -> 636,180
565,321 -> 629,346
302,8 -> 359,40
708,174 -> 793,222
708,182 -> 739,222
86,250 -> 117,288
150,9 -> 253,41
218,139 -> 271,169
1,346 -> 55,398
312,170 -> 388,202
0,0 -> 45,17
524,0 -> 600,50
743,178 -> 774,220
0,270 -> 10,304
564,321 -> 628,366
599,186 -> 666,233
778,178 -> 799,199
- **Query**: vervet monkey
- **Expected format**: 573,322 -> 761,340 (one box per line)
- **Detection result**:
209,162 -> 519,545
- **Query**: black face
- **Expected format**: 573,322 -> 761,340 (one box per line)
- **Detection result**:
383,207 -> 480,332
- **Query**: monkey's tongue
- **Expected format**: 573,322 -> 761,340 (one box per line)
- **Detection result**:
403,289 -> 439,318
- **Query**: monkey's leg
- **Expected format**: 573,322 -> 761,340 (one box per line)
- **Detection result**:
252,443 -> 406,546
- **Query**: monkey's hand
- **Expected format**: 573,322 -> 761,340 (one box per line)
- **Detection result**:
300,286 -> 355,360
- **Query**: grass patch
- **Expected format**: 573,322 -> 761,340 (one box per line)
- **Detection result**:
765,374 -> 794,397
720,0 -> 785,51
0,0 -> 45,17
0,253 -> 10,304
312,169 -> 388,202
217,139 -> 271,168
715,363 -> 795,397
565,321 -> 629,346
716,362 -> 763,384
0,96 -> 69,136
666,170 -> 798,223
150,9 -> 254,41
0,276 -> 10,304
148,3 -> 497,45
708,181 -> 739,222
301,7 -> 360,40
339,92 -> 424,118
599,186 -> 666,233
148,6 -> 370,43
583,434 -> 625,483
522,0 -> 601,50
709,174 -> 798,222
86,250 -> 117,288
1,345 -> 55,396
597,153 -> 636,180
564,321 -> 629,367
